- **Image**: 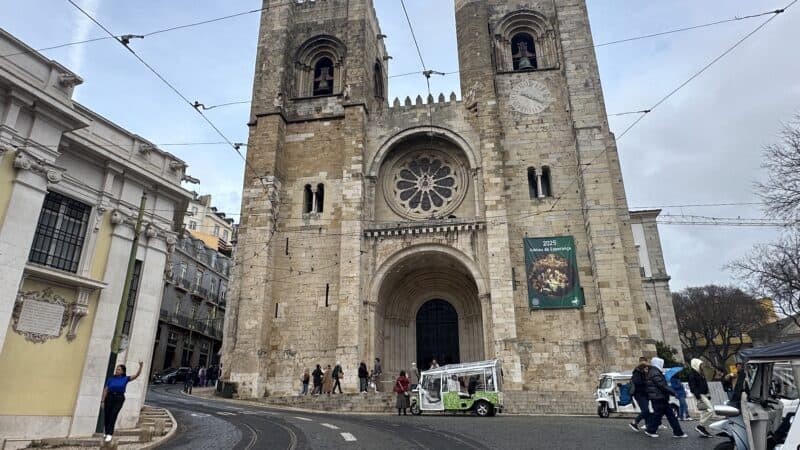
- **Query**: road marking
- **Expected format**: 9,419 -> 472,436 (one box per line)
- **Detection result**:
293,416 -> 313,422
321,423 -> 340,430
340,432 -> 357,442
190,413 -> 210,418
217,411 -> 237,416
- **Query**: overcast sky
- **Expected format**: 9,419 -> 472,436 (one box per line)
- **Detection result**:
1,0 -> 798,291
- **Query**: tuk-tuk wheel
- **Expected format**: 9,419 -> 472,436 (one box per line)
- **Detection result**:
713,442 -> 734,450
410,402 -> 422,416
475,400 -> 493,417
597,403 -> 610,418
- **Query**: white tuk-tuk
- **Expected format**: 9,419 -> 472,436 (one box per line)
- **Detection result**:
409,360 -> 503,417
596,371 -> 681,418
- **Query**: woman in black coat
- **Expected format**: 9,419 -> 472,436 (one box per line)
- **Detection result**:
358,362 -> 369,393
312,364 -> 323,395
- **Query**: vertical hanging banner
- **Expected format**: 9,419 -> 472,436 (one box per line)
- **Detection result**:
524,236 -> 584,310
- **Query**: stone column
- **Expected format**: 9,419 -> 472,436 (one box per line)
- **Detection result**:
69,216 -> 134,436
116,236 -> 168,429
0,150 -> 64,352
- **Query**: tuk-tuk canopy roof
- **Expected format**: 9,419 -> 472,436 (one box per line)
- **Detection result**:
740,340 -> 800,363
421,359 -> 501,376
598,371 -> 632,379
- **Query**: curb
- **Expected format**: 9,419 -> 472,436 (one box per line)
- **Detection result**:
139,406 -> 178,450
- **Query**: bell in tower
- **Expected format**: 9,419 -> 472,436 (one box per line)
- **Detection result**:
512,35 -> 537,71
313,59 -> 335,96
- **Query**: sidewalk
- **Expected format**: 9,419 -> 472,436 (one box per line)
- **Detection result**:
2,406 -> 177,450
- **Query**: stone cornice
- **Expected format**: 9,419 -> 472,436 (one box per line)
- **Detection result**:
109,209 -> 179,253
364,219 -> 485,238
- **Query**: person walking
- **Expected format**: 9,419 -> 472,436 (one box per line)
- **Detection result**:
322,364 -> 334,395
312,364 -> 323,395
629,357 -> 651,432
689,358 -> 714,438
332,362 -> 344,394
394,370 -> 411,416
102,361 -> 143,443
670,373 -> 690,421
644,357 -> 687,438
358,362 -> 369,393
199,366 -> 206,388
183,368 -> 193,394
410,362 -> 420,389
301,368 -> 311,396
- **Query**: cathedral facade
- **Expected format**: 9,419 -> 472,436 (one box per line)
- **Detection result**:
223,0 -> 660,399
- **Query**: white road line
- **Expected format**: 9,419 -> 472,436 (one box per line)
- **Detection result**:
217,411 -> 237,416
321,423 -> 340,430
340,432 -> 357,442
293,416 -> 313,422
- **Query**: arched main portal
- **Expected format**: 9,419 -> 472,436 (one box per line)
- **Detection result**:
371,247 -> 486,378
416,300 -> 460,369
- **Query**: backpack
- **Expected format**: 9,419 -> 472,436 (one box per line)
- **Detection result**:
618,383 -> 633,406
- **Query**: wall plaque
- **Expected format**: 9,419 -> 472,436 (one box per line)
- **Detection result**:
12,289 -> 70,343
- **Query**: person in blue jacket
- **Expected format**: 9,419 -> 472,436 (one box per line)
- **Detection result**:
670,372 -> 691,421
102,361 -> 143,443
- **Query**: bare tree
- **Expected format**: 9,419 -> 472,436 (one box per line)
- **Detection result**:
731,234 -> 800,326
756,114 -> 800,225
674,285 -> 770,375
731,116 -> 800,325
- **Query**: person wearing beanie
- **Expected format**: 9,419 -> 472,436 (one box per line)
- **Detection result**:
644,357 -> 687,438
688,359 -> 714,438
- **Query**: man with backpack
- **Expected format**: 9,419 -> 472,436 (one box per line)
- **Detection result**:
628,357 -> 651,432
689,358 -> 714,438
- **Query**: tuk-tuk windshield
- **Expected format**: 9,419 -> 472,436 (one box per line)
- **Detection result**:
599,376 -> 613,390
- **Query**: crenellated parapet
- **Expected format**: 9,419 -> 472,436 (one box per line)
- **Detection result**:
385,92 -> 463,117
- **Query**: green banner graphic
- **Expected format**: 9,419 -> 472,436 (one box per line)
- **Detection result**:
524,236 -> 584,310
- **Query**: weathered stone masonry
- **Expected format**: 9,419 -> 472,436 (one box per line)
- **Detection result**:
224,0 -> 662,402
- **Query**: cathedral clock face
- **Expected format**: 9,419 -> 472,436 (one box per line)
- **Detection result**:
510,79 -> 553,115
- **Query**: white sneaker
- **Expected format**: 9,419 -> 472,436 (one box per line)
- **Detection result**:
104,435 -> 112,442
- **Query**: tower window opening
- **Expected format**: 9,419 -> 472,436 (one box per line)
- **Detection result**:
527,167 -> 539,199
541,166 -> 552,197
303,184 -> 313,213
315,184 -> 325,213
313,57 -> 334,96
374,62 -> 385,100
512,33 -> 537,71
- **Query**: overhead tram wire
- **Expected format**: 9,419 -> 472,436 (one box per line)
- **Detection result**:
534,1 -> 795,218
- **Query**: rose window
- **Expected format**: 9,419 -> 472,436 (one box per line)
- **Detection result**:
383,150 -> 468,220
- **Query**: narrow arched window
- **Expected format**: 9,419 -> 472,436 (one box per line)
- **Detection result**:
527,168 -> 539,199
313,57 -> 334,96
512,33 -> 537,71
541,166 -> 552,197
303,184 -> 313,213
374,62 -> 384,100
315,184 -> 325,213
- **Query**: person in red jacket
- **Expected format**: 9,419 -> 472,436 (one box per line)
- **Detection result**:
394,370 -> 411,416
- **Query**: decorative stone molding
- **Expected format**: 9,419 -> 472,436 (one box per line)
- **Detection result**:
138,144 -> 155,155
58,73 -> 83,89
144,223 -> 159,239
12,288 -> 71,344
165,233 -> 178,254
364,220 -> 485,238
67,288 -> 92,341
13,150 -> 65,184
94,203 -> 108,232
169,160 -> 187,172
273,92 -> 285,110
110,209 -> 129,226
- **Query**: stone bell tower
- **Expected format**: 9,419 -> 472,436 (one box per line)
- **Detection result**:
223,0 -> 388,398
453,0 -> 653,388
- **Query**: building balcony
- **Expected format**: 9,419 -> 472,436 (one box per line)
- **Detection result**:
191,286 -> 208,299
175,277 -> 192,292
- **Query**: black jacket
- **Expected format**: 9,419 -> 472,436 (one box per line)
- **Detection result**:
358,365 -> 368,378
312,368 -> 323,384
688,369 -> 710,397
630,366 -> 648,396
646,366 -> 676,401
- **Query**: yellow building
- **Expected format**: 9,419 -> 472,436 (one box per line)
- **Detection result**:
0,30 -> 192,440
185,194 -> 234,256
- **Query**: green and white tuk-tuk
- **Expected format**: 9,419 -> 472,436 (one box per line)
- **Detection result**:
409,360 -> 503,417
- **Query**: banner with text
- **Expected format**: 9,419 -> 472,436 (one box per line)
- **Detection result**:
524,236 -> 584,310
